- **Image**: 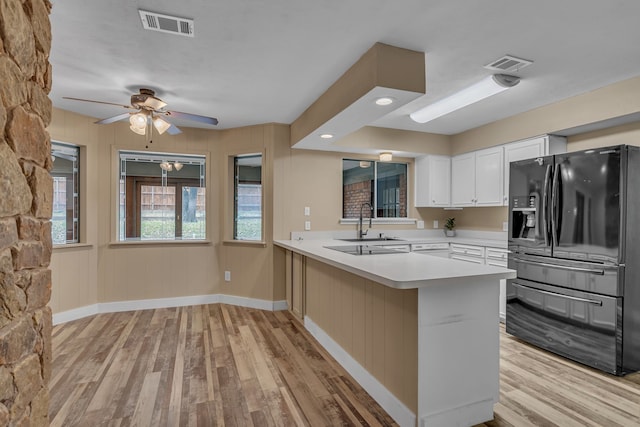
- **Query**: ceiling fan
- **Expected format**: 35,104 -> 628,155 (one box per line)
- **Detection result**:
63,88 -> 218,138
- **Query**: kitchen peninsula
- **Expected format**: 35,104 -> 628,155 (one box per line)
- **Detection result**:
274,238 -> 516,427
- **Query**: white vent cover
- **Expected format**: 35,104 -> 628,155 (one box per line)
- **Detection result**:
138,10 -> 194,37
484,55 -> 532,73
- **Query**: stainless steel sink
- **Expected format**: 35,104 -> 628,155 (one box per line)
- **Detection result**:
337,237 -> 405,242
324,245 -> 404,255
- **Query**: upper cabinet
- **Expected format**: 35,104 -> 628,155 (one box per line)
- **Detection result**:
414,135 -> 566,210
452,146 -> 504,207
415,155 -> 451,207
502,135 -> 566,205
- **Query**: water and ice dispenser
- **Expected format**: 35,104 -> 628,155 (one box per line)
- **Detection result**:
511,193 -> 539,240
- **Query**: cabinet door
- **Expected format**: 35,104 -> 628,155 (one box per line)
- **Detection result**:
503,137 -> 546,205
475,146 -> 504,206
451,153 -> 475,206
429,156 -> 451,206
291,252 -> 305,319
415,155 -> 451,207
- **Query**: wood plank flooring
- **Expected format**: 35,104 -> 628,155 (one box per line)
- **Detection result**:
49,304 -> 397,426
50,304 -> 640,426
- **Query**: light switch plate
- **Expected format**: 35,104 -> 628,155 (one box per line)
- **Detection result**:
304,206 -> 310,216
224,271 -> 231,282
433,220 -> 439,229
417,220 -> 425,229
503,221 -> 509,232
304,221 -> 311,230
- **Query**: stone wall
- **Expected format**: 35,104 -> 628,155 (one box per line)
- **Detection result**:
0,0 -> 53,425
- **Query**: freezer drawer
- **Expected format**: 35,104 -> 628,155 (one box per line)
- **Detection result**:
506,278 -> 623,374
509,254 -> 622,297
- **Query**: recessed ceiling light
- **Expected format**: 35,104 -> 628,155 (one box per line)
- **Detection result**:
375,97 -> 395,106
320,133 -> 334,139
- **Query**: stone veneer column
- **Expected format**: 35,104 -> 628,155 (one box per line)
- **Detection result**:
0,0 -> 53,425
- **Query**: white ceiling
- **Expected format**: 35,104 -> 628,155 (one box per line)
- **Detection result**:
49,0 -> 640,137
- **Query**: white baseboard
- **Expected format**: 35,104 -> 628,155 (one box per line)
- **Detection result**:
52,295 -> 288,325
52,304 -> 100,325
304,316 -> 416,427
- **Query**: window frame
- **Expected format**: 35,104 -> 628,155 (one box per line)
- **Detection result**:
116,150 -> 208,243
341,158 -> 409,220
51,141 -> 80,245
232,153 -> 264,242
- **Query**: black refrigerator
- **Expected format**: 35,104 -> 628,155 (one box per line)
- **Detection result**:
506,144 -> 640,375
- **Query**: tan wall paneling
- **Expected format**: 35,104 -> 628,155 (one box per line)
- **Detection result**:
451,75 -> 640,155
49,109 -> 101,313
304,258 -> 418,413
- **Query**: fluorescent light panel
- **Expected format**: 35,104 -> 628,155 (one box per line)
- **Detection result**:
410,74 -> 520,124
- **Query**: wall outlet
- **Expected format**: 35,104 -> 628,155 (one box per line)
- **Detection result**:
304,221 -> 311,230
503,221 -> 509,232
304,206 -> 310,216
224,271 -> 231,282
433,220 -> 439,229
417,220 -> 425,229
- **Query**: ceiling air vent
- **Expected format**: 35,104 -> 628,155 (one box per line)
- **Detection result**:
484,55 -> 532,73
138,10 -> 194,38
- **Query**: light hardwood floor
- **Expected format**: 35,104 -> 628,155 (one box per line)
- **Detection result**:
50,304 -> 640,426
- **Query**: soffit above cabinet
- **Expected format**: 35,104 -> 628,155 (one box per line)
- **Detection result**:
290,43 -> 426,152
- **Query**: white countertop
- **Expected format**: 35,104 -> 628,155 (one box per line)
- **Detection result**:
275,238 -> 516,290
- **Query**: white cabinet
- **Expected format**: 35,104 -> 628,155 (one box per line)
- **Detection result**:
503,135 -> 567,205
452,146 -> 503,207
486,248 -> 509,321
415,155 -> 451,207
450,243 -> 485,263
451,153 -> 474,206
450,244 -> 509,321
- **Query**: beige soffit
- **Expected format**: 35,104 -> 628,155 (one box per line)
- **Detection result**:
290,42 -> 425,150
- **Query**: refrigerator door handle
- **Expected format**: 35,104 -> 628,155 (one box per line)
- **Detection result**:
512,282 -> 603,306
542,164 -> 553,247
513,258 -> 605,275
551,165 -> 561,247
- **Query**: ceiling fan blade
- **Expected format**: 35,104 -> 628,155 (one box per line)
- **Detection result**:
95,112 -> 131,124
166,124 -> 182,135
166,110 -> 218,125
63,96 -> 133,109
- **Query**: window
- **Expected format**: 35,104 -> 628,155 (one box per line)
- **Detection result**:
233,154 -> 262,240
342,159 -> 407,219
119,151 -> 206,241
51,142 -> 79,244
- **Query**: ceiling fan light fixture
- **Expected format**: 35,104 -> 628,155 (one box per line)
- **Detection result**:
153,116 -> 171,134
159,161 -> 172,171
130,112 -> 148,129
409,73 -> 520,124
379,152 -> 393,162
129,125 -> 146,135
173,162 -> 183,171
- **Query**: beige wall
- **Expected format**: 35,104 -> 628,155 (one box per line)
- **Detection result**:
49,109 -> 100,313
50,73 -> 640,313
451,75 -> 640,155
49,109 -> 290,313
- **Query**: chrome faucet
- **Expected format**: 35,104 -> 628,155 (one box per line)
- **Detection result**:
358,202 -> 373,240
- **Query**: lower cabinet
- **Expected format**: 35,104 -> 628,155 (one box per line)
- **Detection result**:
485,248 -> 509,321
285,250 -> 305,319
450,244 -> 508,321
